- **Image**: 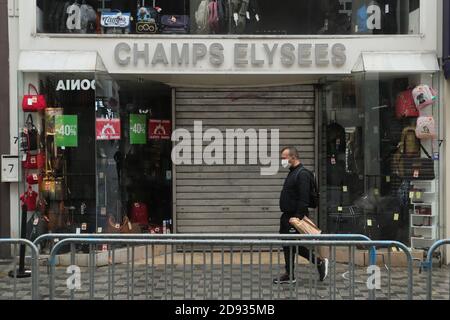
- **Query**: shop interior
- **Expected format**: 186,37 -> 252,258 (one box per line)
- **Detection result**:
36,0 -> 420,35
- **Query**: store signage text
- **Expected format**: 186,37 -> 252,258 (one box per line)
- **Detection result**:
56,79 -> 96,91
114,42 -> 346,68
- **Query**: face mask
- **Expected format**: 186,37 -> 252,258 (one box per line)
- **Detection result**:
281,159 -> 290,169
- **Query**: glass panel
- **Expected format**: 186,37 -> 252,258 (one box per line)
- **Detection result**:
36,0 -> 420,35
18,73 -> 96,244
95,74 -> 173,234
320,73 -> 440,245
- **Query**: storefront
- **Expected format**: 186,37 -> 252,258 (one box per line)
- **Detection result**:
6,0 -> 446,255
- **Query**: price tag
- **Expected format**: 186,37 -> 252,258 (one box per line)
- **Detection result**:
97,227 -> 103,233
374,189 -> 379,196
76,228 -> 81,234
128,222 -> 132,230
343,186 -> 348,192
102,245 -> 108,252
338,206 -> 343,212
100,207 -> 107,216
409,192 -> 415,199
386,176 -> 391,183
413,170 -> 419,178
115,224 -> 120,229
416,192 -> 422,199
331,157 -> 336,165
367,219 -> 373,227
246,11 -> 250,20
81,223 -> 87,231
33,218 -> 39,226
394,213 -> 399,221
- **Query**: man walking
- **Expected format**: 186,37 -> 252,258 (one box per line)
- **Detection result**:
274,147 -> 328,284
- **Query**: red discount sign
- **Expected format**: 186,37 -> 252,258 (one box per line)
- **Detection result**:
149,120 -> 171,140
96,118 -> 121,140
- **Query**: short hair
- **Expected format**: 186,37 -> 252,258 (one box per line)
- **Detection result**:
281,146 -> 299,159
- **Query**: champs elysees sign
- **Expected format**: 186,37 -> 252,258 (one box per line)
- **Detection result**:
114,42 -> 347,68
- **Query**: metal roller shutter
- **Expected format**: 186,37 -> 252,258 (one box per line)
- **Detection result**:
174,85 -> 316,233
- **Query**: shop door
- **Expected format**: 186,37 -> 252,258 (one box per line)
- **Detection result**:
174,85 -> 316,233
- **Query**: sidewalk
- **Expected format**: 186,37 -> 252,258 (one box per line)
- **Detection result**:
0,258 -> 449,300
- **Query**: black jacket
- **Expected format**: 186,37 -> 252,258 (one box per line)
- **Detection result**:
279,164 -> 311,218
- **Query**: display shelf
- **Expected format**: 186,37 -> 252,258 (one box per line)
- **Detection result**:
410,180 -> 438,250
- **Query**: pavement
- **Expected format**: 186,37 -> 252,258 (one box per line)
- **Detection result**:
0,257 -> 449,300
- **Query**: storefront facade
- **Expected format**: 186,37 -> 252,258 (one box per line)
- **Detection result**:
5,0 -> 448,257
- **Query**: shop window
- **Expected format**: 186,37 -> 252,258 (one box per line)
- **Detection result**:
36,0 -> 419,35
321,74 -> 440,247
19,74 -> 173,247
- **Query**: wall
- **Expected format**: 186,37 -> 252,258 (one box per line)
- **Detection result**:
0,0 -> 10,256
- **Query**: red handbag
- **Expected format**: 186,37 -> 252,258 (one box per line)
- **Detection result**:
27,173 -> 43,185
22,152 -> 45,170
22,84 -> 47,112
396,90 -> 419,119
130,202 -> 149,226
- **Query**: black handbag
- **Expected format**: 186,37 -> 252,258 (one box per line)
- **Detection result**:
26,212 -> 49,242
20,114 -> 39,152
398,145 -> 435,181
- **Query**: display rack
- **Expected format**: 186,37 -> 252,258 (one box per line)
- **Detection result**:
410,180 -> 438,250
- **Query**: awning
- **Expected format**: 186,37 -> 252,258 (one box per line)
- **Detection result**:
18,51 -> 107,73
352,51 -> 440,73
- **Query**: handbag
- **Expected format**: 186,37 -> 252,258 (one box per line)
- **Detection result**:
40,177 -> 66,201
130,202 -> 149,226
412,84 -> 438,110
397,145 -> 435,181
160,15 -> 190,34
416,116 -> 437,140
395,89 -> 419,119
27,173 -> 43,185
20,115 -> 39,151
22,152 -> 45,170
26,212 -> 49,242
289,216 -> 322,235
22,84 -> 47,112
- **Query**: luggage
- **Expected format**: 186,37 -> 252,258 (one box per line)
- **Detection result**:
160,15 -> 190,34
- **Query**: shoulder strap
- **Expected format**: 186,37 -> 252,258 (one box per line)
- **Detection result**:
420,143 -> 432,159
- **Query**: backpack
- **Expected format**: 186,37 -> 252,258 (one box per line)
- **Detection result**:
208,0 -> 220,33
195,0 -> 210,33
416,116 -> 437,140
396,89 -> 419,119
297,167 -> 319,209
412,85 -> 438,110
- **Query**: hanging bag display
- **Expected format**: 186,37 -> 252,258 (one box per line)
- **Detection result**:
412,84 -> 438,110
395,89 -> 419,119
22,84 -> 47,112
416,116 -> 437,140
195,0 -> 210,33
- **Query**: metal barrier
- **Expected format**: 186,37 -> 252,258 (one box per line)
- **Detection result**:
48,238 -> 412,301
0,239 -> 40,300
426,239 -> 450,300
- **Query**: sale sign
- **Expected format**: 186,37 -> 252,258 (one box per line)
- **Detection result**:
55,115 -> 78,147
130,114 -> 147,145
96,118 -> 121,140
149,120 -> 172,140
